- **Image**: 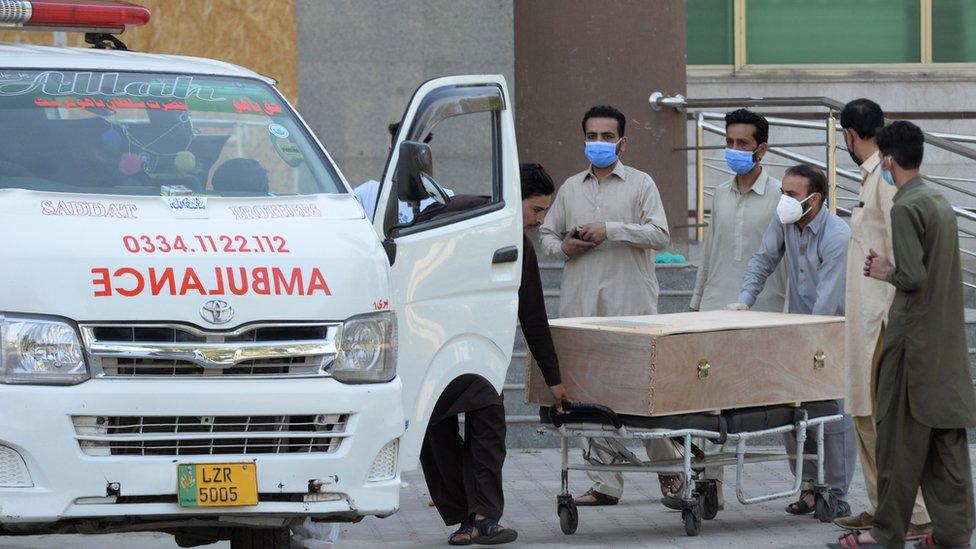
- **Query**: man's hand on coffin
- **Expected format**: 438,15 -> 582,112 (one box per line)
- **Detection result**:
726,302 -> 749,311
561,230 -> 597,257
548,383 -> 572,413
864,248 -> 893,281
578,222 -> 608,245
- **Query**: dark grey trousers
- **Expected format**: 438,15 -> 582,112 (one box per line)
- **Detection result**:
784,401 -> 857,498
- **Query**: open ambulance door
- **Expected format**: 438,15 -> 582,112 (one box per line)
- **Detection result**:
373,75 -> 522,471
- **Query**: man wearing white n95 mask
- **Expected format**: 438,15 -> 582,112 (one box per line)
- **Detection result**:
729,163 -> 856,520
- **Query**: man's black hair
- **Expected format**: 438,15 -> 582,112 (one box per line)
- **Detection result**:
876,121 -> 925,170
840,98 -> 885,139
724,108 -> 769,145
388,121 -> 433,147
520,163 -> 555,200
785,163 -> 828,199
582,105 -> 626,137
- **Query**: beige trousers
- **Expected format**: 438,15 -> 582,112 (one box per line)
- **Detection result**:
855,325 -> 930,525
580,437 -> 682,499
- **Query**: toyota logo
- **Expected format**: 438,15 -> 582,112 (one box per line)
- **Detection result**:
200,299 -> 234,325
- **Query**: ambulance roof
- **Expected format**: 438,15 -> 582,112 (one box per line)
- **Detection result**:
0,43 -> 272,83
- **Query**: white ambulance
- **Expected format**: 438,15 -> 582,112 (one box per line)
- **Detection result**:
0,2 -> 521,547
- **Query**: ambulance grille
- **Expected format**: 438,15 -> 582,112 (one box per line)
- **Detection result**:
72,414 -> 350,457
79,323 -> 339,378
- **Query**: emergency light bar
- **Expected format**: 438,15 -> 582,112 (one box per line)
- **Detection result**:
0,0 -> 150,33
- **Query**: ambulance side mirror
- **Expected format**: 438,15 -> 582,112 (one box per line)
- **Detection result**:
395,140 -> 434,203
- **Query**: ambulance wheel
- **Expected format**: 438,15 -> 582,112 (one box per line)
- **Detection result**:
682,507 -> 702,537
230,526 -> 291,548
701,481 -> 720,520
558,502 -> 578,535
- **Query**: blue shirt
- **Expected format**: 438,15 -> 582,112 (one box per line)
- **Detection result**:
738,206 -> 850,316
353,180 -> 453,224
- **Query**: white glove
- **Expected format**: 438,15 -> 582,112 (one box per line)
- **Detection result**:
726,302 -> 749,311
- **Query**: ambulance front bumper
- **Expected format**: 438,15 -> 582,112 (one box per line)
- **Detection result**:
0,377 -> 404,532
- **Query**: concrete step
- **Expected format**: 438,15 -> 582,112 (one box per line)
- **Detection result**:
538,262 -> 699,294
543,289 -> 694,319
503,384 -> 536,417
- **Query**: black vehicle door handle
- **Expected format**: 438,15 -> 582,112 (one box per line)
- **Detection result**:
492,246 -> 518,264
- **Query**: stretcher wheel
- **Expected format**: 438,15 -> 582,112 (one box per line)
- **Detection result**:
682,507 -> 702,537
701,481 -> 720,520
558,503 -> 578,535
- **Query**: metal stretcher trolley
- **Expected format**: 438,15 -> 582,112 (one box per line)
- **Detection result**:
537,401 -> 845,537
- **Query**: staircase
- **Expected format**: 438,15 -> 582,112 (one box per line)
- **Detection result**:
504,260 -> 699,448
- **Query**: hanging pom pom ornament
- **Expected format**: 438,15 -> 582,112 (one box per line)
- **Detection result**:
174,150 -> 196,173
118,153 -> 141,175
100,129 -> 122,151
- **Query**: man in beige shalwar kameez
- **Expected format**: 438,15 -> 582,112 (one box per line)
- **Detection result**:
539,105 -> 678,506
835,100 -> 931,540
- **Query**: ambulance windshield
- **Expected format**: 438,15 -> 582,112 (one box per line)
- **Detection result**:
0,70 -> 343,197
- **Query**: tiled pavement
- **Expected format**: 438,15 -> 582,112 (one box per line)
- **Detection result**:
339,446 -> 976,549
5,446 -> 975,548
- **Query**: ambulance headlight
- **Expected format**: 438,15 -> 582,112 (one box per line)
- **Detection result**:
0,315 -> 88,385
330,311 -> 397,384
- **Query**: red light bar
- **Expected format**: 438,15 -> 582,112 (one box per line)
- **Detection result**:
0,0 -> 150,32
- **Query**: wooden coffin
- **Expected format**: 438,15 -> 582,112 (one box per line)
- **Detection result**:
524,311 -> 845,417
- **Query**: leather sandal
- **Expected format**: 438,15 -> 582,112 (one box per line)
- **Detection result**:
661,480 -> 725,511
448,516 -> 476,546
574,488 -> 619,506
826,530 -> 885,548
786,489 -> 816,515
914,532 -> 971,548
658,473 -> 684,498
473,517 -> 518,545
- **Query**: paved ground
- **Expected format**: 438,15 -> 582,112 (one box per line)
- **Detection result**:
4,446 -> 975,548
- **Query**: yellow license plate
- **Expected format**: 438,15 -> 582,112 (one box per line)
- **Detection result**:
177,463 -> 258,507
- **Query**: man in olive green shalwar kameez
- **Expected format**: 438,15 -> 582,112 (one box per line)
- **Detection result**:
832,121 -> 976,549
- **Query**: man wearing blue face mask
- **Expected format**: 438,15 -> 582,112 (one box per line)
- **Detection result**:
692,109 -> 788,313
678,108 -> 788,512
731,163 -> 856,521
539,105 -> 676,508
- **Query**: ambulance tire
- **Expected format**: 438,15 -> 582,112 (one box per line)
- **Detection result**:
230,526 -> 291,549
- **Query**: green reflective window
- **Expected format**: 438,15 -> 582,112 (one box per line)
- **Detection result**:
747,0 -> 919,64
933,0 -> 976,62
687,0 -> 733,65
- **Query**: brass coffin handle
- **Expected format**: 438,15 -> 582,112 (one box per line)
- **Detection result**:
697,359 -> 710,380
813,350 -> 826,369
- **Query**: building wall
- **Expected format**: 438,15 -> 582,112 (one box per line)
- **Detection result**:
514,0 -> 689,250
295,0 -> 515,190
0,0 -> 299,103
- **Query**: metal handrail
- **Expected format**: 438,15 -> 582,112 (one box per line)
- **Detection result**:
652,93 -> 976,163
660,93 -> 976,289
664,94 -> 976,247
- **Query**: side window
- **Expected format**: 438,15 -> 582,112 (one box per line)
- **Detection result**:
423,110 -> 499,207
387,85 -> 503,232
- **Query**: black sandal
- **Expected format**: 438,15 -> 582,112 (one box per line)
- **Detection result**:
448,516 -> 476,546
786,489 -> 815,515
473,517 -> 518,545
